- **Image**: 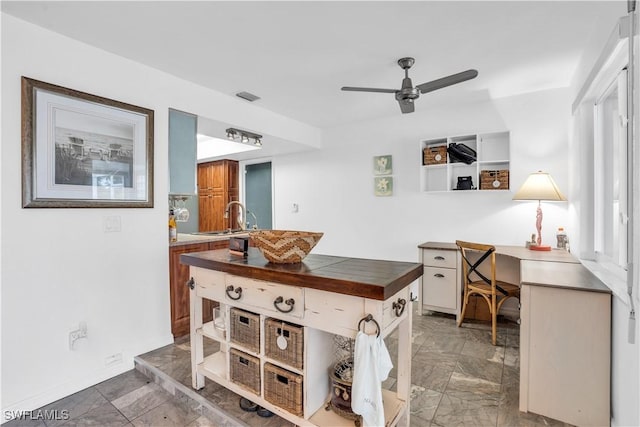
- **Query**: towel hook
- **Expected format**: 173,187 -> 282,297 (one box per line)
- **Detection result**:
357,313 -> 380,337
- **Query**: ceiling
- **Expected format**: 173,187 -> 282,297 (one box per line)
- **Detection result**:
2,1 -> 626,129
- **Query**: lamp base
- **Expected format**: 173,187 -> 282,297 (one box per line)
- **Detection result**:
529,244 -> 552,251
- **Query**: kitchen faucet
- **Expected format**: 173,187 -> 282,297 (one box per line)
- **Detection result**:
224,201 -> 246,231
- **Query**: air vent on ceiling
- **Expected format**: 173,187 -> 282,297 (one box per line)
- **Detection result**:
236,91 -> 260,102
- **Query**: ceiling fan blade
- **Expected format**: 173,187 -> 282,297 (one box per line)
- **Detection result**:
398,99 -> 415,114
416,69 -> 478,94
341,86 -> 398,94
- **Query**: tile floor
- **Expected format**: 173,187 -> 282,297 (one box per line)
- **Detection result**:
4,305 -> 572,427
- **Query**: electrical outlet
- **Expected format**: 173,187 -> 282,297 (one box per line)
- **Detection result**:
291,203 -> 299,213
104,353 -> 123,367
68,322 -> 88,350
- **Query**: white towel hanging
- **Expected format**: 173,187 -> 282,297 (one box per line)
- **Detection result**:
351,330 -> 393,427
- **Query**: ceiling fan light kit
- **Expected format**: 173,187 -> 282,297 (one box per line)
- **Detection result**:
341,57 -> 478,114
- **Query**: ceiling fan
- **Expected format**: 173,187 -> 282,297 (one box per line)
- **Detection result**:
341,57 -> 478,114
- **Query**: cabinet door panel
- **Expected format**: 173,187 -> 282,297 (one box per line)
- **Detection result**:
422,266 -> 457,310
170,243 -> 210,337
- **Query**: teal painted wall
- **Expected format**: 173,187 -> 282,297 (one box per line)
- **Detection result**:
169,109 -> 198,233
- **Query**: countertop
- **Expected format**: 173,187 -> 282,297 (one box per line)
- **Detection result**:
180,248 -> 423,301
170,232 -> 249,247
520,260 -> 611,293
418,241 -> 578,263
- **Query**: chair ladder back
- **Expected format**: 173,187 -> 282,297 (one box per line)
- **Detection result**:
456,241 -> 508,296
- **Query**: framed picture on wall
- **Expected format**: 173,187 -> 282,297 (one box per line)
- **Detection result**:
374,176 -> 393,196
373,155 -> 392,175
21,76 -> 154,208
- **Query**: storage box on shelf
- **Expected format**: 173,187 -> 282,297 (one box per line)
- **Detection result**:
264,363 -> 304,417
480,170 -> 510,190
230,348 -> 261,394
265,318 -> 304,370
420,131 -> 510,193
423,144 -> 447,165
230,308 -> 260,353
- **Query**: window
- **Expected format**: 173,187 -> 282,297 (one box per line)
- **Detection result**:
594,69 -> 628,271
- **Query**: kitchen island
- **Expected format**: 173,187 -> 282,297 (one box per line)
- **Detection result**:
181,248 -> 422,427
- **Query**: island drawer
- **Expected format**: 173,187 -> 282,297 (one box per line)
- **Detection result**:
225,275 -> 304,319
191,268 -> 226,301
422,248 -> 457,269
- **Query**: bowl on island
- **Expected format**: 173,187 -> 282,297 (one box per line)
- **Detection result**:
249,230 -> 323,264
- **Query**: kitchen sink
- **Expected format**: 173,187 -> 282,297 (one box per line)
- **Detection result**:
190,229 -> 248,236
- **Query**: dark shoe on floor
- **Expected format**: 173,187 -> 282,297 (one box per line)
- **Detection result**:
257,407 -> 274,417
239,397 -> 259,412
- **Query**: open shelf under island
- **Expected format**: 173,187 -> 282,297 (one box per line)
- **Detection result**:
181,248 -> 423,427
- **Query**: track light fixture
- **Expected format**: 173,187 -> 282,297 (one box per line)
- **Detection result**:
225,128 -> 263,147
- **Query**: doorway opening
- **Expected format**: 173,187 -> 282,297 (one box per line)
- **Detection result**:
244,162 -> 273,230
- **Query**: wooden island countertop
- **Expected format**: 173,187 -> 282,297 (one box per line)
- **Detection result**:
181,247 -> 423,301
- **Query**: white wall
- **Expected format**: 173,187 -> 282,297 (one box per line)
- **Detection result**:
0,14 -> 321,418
274,88 -> 571,263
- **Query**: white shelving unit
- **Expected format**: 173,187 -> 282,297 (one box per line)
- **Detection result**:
420,131 -> 510,192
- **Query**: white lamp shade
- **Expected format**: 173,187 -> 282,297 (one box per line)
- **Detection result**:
513,171 -> 566,201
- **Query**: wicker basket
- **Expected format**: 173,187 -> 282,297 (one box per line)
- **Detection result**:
229,348 -> 261,395
264,363 -> 303,417
480,170 -> 509,190
423,146 -> 447,165
265,318 -> 304,370
250,230 -> 323,264
230,308 -> 260,353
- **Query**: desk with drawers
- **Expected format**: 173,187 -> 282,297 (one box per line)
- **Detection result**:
417,241 -> 611,427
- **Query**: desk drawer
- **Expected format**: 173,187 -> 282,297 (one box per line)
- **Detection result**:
225,275 -> 304,319
423,248 -> 457,269
422,266 -> 457,310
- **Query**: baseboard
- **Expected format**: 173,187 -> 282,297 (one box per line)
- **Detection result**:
1,334 -> 173,423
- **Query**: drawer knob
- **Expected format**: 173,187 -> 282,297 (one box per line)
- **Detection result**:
225,285 -> 243,300
186,277 -> 195,290
273,296 -> 295,313
434,273 -> 445,278
434,256 -> 446,261
392,298 -> 407,317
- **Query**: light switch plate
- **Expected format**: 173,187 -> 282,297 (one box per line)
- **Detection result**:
104,216 -> 121,232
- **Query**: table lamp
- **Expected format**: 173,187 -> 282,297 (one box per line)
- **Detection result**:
513,171 -> 566,251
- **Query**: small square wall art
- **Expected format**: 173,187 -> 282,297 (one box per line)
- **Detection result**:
374,176 -> 393,197
373,155 -> 392,175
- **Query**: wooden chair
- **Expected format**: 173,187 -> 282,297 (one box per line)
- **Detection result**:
455,240 -> 520,345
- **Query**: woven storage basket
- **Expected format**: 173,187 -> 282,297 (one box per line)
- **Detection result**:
265,318 -> 304,370
230,308 -> 260,353
229,348 -> 260,395
264,363 -> 303,417
423,146 -> 447,165
480,170 -> 509,190
250,230 -> 323,264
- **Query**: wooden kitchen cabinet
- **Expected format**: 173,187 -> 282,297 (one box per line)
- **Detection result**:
197,160 -> 239,232
169,240 -> 230,338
